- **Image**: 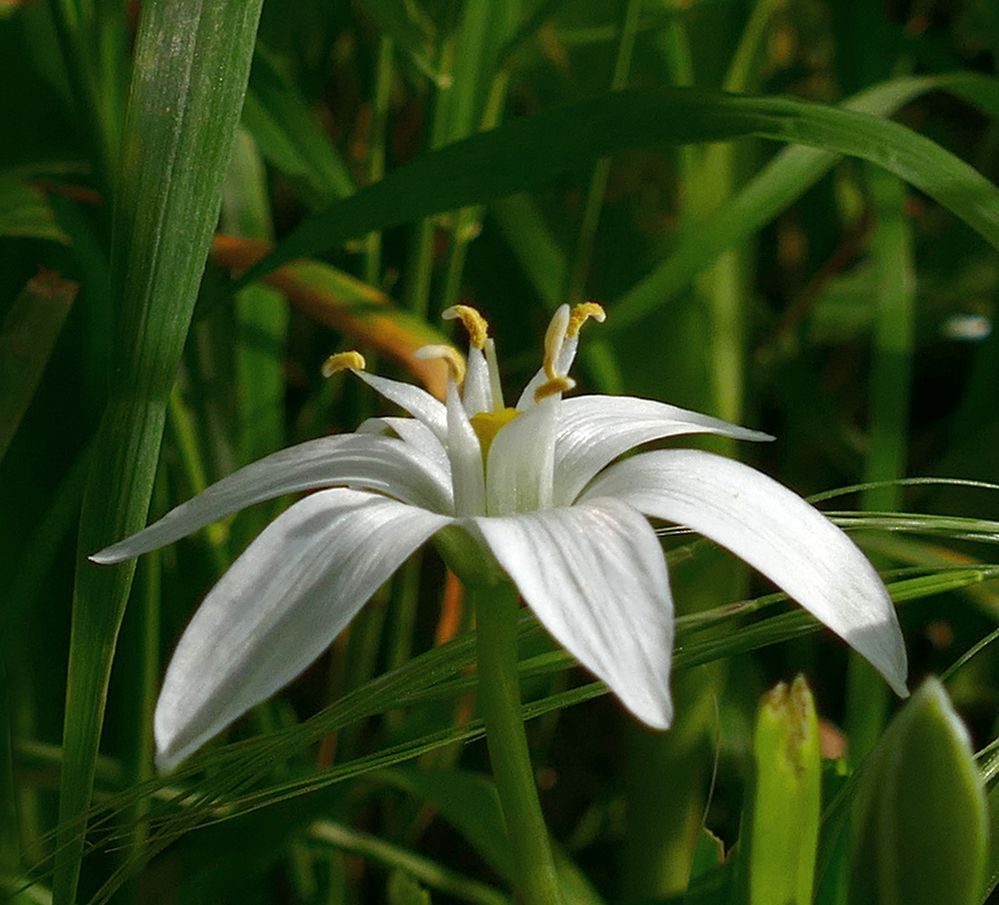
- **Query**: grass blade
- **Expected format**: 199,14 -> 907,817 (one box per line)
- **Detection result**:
240,82 -> 999,287
52,3 -> 263,903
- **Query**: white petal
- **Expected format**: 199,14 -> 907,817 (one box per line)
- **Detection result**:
462,346 -> 492,416
446,382 -> 486,517
154,488 -> 451,770
92,434 -> 453,563
354,370 -> 447,440
357,416 -> 450,478
584,449 -> 908,696
486,400 -> 556,516
553,394 -> 773,505
473,498 -> 674,728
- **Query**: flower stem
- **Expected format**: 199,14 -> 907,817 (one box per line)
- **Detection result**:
473,582 -> 563,905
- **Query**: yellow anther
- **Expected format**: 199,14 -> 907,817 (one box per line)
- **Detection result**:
443,304 -> 489,349
534,375 -> 576,403
321,350 -> 366,377
542,305 -> 571,380
567,301 -> 606,337
414,344 -> 467,384
470,407 -> 519,457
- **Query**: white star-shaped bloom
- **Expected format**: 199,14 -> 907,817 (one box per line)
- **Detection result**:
94,303 -> 908,771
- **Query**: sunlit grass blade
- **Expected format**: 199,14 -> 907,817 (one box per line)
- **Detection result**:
52,3 -> 264,904
240,81 -> 999,288
212,235 -> 450,396
0,270 -> 76,463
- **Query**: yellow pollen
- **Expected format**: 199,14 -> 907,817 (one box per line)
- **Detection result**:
414,343 -> 467,384
534,375 -> 576,403
321,350 -> 366,377
567,301 -> 606,337
443,304 -> 489,349
470,407 -> 519,457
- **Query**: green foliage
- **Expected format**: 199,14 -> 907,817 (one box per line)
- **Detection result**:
2,1 -> 999,903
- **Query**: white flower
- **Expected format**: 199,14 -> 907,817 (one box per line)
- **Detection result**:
93,304 -> 908,771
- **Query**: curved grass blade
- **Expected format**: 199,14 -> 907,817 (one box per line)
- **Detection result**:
610,73 -> 999,329
238,81 -> 999,288
52,3 -> 264,904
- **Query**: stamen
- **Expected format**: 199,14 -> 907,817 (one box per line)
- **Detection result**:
321,350 -> 366,377
567,301 -> 606,337
414,344 -> 467,385
484,337 -> 505,410
534,375 -> 576,403
542,305 -> 571,380
442,304 -> 489,349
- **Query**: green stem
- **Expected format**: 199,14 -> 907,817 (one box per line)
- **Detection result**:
473,582 -> 563,905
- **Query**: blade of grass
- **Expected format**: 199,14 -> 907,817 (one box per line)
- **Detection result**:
52,3 -> 264,904
239,79 -> 999,289
609,73 -> 999,329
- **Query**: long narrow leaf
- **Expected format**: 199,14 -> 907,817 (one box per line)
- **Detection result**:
52,4 -> 263,904
239,82 -> 999,287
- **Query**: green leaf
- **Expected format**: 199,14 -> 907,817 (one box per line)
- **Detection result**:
849,679 -> 987,905
745,676 -> 821,905
51,3 -> 264,904
0,271 -> 76,464
239,82 -> 999,288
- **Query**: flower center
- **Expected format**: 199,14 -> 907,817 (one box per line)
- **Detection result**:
469,407 -> 520,457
